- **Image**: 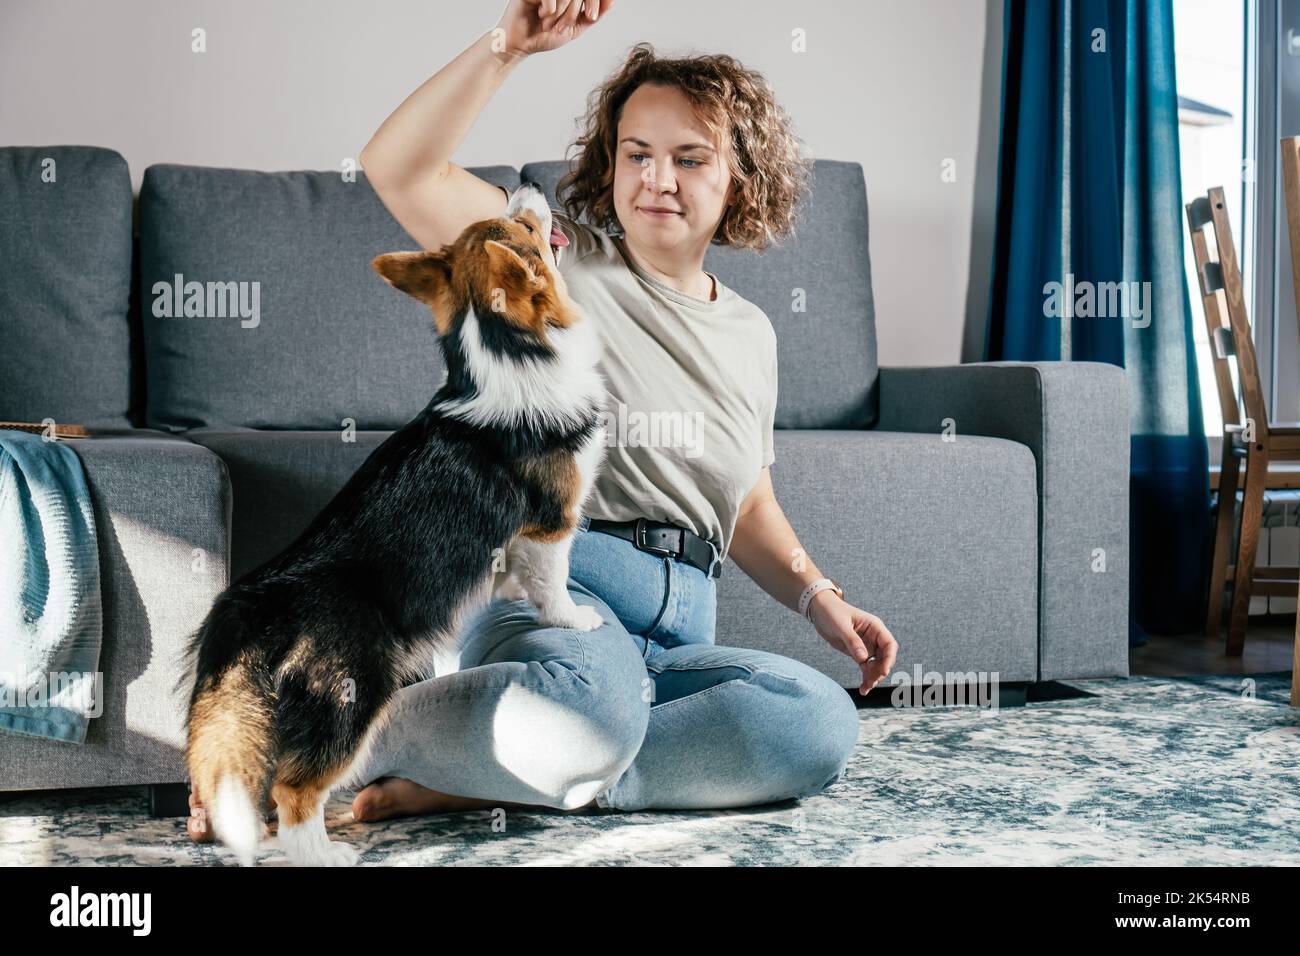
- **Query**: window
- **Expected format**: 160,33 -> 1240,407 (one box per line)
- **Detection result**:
1174,0 -> 1246,442
1175,0 -> 1300,448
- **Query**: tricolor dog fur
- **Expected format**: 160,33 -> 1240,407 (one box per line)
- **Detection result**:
180,183 -> 606,866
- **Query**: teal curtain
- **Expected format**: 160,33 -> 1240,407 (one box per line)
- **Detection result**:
986,0 -> 1210,641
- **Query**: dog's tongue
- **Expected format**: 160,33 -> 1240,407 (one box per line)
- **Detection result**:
549,226 -> 569,249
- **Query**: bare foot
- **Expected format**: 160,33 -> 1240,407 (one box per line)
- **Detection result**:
187,787 -> 276,844
351,776 -> 598,822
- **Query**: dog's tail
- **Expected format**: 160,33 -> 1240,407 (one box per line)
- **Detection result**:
184,595 -> 278,867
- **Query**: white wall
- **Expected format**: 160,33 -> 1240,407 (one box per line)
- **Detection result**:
0,0 -> 1003,366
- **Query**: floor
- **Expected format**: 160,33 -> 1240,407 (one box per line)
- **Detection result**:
2,656 -> 1297,865
1131,613 -> 1297,678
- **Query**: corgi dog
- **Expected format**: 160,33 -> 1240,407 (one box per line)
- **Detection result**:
180,182 -> 606,866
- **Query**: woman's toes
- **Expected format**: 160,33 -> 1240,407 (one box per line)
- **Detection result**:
187,806 -> 214,843
352,779 -> 398,822
188,789 -> 213,843
186,787 -> 276,843
351,784 -> 380,822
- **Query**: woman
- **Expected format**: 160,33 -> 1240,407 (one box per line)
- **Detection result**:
189,0 -> 898,841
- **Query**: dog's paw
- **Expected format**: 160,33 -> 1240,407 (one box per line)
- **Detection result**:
318,841 -> 360,867
538,602 -> 605,632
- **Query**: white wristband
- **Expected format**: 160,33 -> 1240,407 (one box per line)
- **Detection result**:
798,578 -> 841,619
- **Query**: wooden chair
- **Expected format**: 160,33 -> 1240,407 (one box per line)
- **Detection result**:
1184,186 -> 1300,657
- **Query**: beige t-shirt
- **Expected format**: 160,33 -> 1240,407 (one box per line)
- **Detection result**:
550,210 -> 778,564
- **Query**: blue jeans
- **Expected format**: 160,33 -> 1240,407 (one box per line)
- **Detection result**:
347,517 -> 861,811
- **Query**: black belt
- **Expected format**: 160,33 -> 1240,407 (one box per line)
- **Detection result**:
585,517 -> 721,579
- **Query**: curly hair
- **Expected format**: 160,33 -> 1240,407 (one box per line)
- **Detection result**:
556,42 -> 814,253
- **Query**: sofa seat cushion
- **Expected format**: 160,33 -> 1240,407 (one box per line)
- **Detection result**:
184,426 -> 391,582
0,428 -> 230,789
717,429 -> 1040,684
194,424 -> 1040,685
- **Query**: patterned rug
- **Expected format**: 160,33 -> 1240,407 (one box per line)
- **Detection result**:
2,672 -> 1297,866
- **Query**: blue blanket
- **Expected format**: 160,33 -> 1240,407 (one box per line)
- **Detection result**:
0,428 -> 102,743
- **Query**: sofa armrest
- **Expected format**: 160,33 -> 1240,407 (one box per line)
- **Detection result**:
0,429 -> 231,791
876,361 -> 1130,680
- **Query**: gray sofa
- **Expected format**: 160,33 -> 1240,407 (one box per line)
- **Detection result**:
0,145 -> 1130,802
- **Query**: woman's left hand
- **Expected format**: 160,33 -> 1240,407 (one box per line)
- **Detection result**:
808,594 -> 898,695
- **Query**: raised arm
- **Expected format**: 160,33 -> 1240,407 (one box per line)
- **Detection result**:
358,0 -> 613,251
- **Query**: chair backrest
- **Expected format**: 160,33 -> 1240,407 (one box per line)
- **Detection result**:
1185,186 -> 1269,449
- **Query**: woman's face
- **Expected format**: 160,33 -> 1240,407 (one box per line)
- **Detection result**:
612,82 -> 734,262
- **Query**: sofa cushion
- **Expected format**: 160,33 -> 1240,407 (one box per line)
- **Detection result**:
191,424 -> 1038,685
717,429 -> 1040,684
521,158 -> 879,429
0,428 -> 231,789
138,163 -> 521,432
183,426 -> 391,581
0,146 -> 135,428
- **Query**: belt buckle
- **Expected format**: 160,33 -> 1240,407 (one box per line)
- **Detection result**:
634,518 -> 676,558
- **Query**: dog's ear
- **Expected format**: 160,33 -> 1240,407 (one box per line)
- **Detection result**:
483,239 -> 546,295
373,251 -> 456,332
